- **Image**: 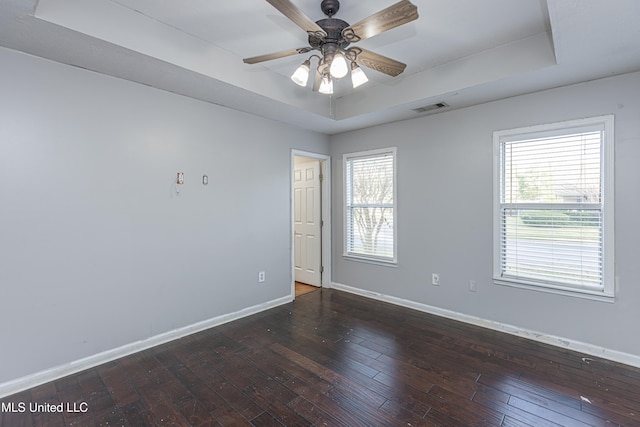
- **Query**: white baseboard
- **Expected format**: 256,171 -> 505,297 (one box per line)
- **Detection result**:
0,295 -> 293,399
332,282 -> 640,369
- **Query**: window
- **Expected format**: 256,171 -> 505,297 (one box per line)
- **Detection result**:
344,148 -> 397,264
493,115 -> 614,299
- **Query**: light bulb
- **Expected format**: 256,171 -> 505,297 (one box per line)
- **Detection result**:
330,52 -> 348,79
351,63 -> 368,88
319,75 -> 334,94
291,60 -> 311,86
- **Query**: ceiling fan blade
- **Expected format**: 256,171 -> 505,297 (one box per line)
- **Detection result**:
342,0 -> 418,42
243,47 -> 312,64
266,0 -> 327,37
356,49 -> 407,77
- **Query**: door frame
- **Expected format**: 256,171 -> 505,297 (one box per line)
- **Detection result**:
291,150 -> 331,296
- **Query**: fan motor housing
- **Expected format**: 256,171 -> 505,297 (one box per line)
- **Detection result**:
310,18 -> 350,48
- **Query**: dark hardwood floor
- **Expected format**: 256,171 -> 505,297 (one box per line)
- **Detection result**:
2,289 -> 640,426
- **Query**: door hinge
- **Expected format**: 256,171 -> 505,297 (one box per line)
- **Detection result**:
321,266 -> 324,273
319,173 -> 324,182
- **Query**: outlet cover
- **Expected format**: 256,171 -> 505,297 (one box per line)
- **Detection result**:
432,273 -> 440,286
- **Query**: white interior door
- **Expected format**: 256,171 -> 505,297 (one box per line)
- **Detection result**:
294,159 -> 322,286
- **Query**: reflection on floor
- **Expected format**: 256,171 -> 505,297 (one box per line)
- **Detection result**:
295,281 -> 319,297
3,289 -> 638,426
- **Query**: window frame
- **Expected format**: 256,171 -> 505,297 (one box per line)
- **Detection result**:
343,147 -> 398,265
492,115 -> 615,301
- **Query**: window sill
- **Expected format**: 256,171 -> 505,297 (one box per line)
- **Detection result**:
493,277 -> 615,303
343,255 -> 397,267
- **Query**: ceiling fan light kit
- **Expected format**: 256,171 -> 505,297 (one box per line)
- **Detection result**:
319,74 -> 334,94
329,52 -> 348,78
244,0 -> 419,94
291,58 -> 312,86
350,62 -> 368,88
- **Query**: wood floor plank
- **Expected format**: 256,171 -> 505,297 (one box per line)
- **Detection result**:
378,399 -> 435,426
517,371 -> 640,425
472,391 -> 564,427
269,342 -> 387,408
120,401 -> 157,426
428,385 -> 505,425
136,383 -> 190,425
176,399 -> 219,427
508,395 -> 599,426
97,361 -> 140,408
370,372 -> 433,415
284,385 -> 371,427
287,395 -> 342,426
502,414 -> 537,427
2,289 -> 640,426
478,372 -> 583,410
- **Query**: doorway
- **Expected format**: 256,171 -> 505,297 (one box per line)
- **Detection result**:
291,150 -> 331,297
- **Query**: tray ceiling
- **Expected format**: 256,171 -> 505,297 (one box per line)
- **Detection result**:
1,0 -> 639,134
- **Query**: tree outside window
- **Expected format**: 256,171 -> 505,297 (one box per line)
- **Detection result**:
344,148 -> 396,263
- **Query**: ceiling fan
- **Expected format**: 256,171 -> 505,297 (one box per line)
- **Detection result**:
243,0 -> 419,94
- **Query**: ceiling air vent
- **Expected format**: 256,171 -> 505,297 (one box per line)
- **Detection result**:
413,102 -> 449,114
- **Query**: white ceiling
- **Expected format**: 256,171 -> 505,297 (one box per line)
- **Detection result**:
1,0 -> 639,134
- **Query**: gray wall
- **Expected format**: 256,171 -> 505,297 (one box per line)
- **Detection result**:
330,71 -> 640,358
0,47 -> 329,384
2,41 -> 638,387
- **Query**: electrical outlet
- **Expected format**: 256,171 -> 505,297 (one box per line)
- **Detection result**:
258,271 -> 266,283
432,273 -> 440,286
469,280 -> 477,292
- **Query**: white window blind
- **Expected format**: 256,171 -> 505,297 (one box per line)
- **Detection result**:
344,148 -> 396,263
494,116 -> 614,298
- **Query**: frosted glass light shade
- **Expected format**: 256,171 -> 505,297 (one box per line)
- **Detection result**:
351,63 -> 368,88
291,60 -> 311,86
319,75 -> 334,94
330,53 -> 348,79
